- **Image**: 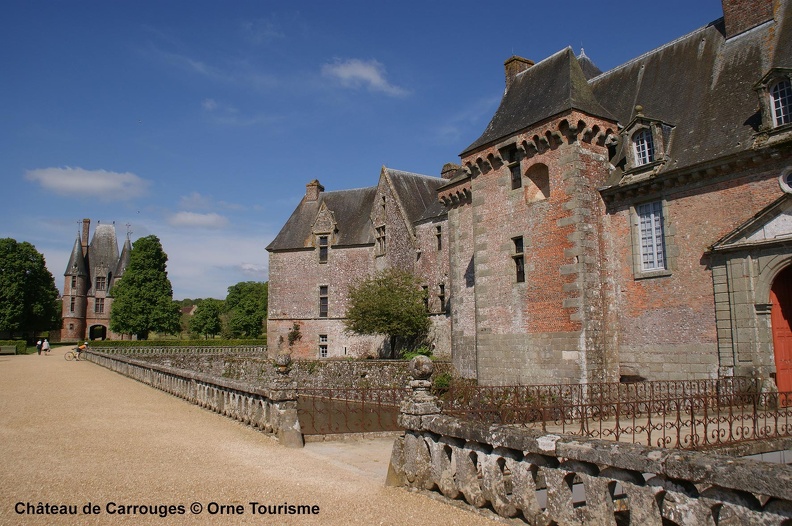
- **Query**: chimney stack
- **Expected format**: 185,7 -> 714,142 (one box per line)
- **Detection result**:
81,218 -> 90,256
504,56 -> 534,89
305,179 -> 324,202
721,0 -> 774,39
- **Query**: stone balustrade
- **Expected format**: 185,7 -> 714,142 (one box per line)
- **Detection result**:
84,350 -> 302,448
387,357 -> 792,525
91,345 -> 265,355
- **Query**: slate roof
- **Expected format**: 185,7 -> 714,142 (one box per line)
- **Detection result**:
267,168 -> 447,252
385,168 -> 447,223
87,224 -> 120,276
462,10 -> 791,179
462,47 -> 615,155
64,237 -> 88,277
266,186 -> 377,251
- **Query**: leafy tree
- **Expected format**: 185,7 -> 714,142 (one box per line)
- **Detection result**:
109,235 -> 181,340
189,298 -> 224,339
344,268 -> 430,358
224,281 -> 268,338
0,239 -> 61,338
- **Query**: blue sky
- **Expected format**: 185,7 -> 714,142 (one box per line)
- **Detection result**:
1,0 -> 723,300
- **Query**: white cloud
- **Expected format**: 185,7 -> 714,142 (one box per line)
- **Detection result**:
25,167 -> 149,200
321,58 -> 409,97
168,211 -> 230,229
202,98 -> 218,111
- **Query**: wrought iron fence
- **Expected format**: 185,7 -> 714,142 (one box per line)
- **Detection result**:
440,377 -> 792,450
297,387 -> 410,435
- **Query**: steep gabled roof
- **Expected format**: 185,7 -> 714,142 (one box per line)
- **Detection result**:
384,168 -> 448,224
462,47 -> 615,155
266,186 -> 377,251
64,237 -> 88,277
710,194 -> 792,252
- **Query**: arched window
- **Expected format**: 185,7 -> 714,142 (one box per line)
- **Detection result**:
633,129 -> 655,166
771,79 -> 792,127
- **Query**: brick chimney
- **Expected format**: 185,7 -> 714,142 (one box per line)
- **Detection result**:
441,163 -> 462,180
504,56 -> 534,89
81,218 -> 90,256
305,179 -> 324,202
721,0 -> 774,39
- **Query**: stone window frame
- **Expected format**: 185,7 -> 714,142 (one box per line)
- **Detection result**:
512,236 -> 526,284
779,167 -> 792,194
375,225 -> 386,256
620,108 -> 671,174
318,235 -> 329,264
630,198 -> 674,280
319,334 -> 328,358
505,146 -> 522,190
319,285 -> 329,318
70,297 -> 76,313
438,282 -> 446,314
422,285 -> 429,312
436,225 -> 442,251
633,128 -> 655,166
95,275 -> 106,291
94,297 -> 105,314
71,276 -> 77,289
771,78 -> 792,127
754,68 -> 792,133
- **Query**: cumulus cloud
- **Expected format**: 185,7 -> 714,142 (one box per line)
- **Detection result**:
25,167 -> 149,200
168,211 -> 230,229
321,58 -> 409,96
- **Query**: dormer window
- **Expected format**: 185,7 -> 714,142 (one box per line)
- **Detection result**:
754,69 -> 792,132
620,107 -> 672,173
771,79 -> 792,127
318,235 -> 328,263
633,129 -> 655,166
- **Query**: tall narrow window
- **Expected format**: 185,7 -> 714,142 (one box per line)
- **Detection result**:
436,225 -> 442,250
319,286 -> 328,318
319,334 -> 328,358
637,201 -> 666,271
95,276 -> 106,291
71,276 -> 77,289
318,236 -> 328,263
507,147 -> 521,189
95,298 -> 105,314
70,297 -> 76,313
376,226 -> 386,255
513,237 -> 525,283
633,129 -> 655,166
438,283 -> 446,313
771,79 -> 792,127
422,286 -> 429,311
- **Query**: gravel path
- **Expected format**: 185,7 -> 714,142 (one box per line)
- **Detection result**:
0,348 -> 500,525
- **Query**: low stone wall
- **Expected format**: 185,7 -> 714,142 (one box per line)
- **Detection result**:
387,358 -> 792,525
131,352 -> 453,389
85,350 -> 303,448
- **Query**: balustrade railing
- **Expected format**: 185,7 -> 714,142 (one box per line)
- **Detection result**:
440,377 -> 792,449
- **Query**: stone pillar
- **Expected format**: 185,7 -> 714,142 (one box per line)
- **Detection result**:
271,353 -> 304,448
387,356 -> 440,487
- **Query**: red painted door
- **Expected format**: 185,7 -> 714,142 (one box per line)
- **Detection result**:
770,266 -> 792,407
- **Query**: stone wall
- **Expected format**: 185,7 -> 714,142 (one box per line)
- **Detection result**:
130,351 -> 454,390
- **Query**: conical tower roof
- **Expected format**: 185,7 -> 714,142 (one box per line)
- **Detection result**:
64,237 -> 88,277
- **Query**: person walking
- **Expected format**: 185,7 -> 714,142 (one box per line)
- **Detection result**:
36,340 -> 42,355
41,339 -> 50,356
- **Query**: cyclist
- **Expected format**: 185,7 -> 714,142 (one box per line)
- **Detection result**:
76,341 -> 89,360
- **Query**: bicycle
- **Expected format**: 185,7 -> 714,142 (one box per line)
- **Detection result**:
64,347 -> 83,361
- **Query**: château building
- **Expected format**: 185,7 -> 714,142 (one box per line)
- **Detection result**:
60,219 -> 130,341
268,0 -> 792,391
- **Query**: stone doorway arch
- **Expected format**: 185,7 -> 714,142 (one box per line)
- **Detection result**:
89,324 -> 107,341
